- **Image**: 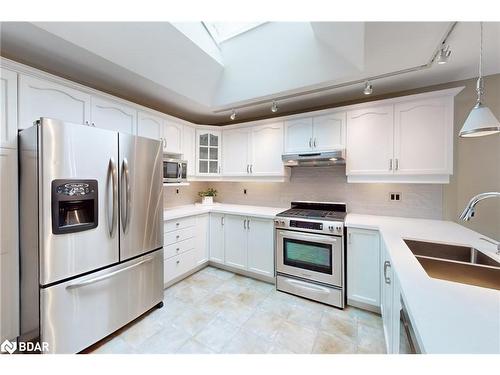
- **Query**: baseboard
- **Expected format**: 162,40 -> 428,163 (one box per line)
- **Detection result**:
163,261 -> 209,289
347,298 -> 381,314
208,261 -> 276,284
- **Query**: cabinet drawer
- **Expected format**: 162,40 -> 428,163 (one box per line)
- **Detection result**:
164,249 -> 195,284
164,237 -> 195,259
164,226 -> 195,245
164,216 -> 196,233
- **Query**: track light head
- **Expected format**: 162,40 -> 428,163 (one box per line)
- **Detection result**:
271,101 -> 279,113
363,81 -> 373,95
436,45 -> 452,64
230,109 -> 237,121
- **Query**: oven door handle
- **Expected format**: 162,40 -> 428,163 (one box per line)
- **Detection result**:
278,229 -> 339,244
285,278 -> 331,294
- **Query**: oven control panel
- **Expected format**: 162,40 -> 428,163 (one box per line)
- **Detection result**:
274,218 -> 343,235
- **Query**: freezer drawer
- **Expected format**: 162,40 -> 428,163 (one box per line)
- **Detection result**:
40,249 -> 163,354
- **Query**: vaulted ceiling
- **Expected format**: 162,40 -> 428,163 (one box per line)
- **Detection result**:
1,21 -> 499,124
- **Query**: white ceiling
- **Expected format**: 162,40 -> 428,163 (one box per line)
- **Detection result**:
0,21 -> 499,124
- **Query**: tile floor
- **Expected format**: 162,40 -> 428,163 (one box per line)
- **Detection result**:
89,266 -> 386,354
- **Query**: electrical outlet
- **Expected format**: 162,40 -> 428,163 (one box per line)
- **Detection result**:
176,188 -> 180,194
389,192 -> 402,201
243,188 -> 247,195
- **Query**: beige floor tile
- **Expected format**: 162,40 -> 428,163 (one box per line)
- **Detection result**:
312,331 -> 356,354
205,267 -> 235,280
274,320 -> 317,354
258,294 -> 295,318
241,309 -> 285,340
176,338 -> 215,354
172,284 -> 211,305
319,309 -> 357,341
199,292 -> 233,314
91,336 -> 137,354
287,303 -> 324,331
194,316 -> 240,352
231,287 -> 268,308
245,278 -> 275,295
148,297 -> 189,324
184,272 -> 225,291
221,329 -> 272,354
172,307 -> 217,335
214,298 -> 255,325
120,315 -> 165,348
347,307 -> 383,329
135,324 -> 191,354
357,323 -> 386,354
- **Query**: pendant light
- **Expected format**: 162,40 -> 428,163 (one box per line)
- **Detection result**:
459,22 -> 500,137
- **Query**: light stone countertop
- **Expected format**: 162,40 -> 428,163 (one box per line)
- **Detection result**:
163,203 -> 287,221
345,213 -> 500,354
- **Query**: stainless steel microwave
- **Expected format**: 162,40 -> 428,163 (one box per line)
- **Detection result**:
163,159 -> 187,183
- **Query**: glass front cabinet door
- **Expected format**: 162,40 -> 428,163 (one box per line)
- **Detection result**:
196,129 -> 222,175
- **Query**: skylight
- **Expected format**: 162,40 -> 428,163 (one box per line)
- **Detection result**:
203,22 -> 265,44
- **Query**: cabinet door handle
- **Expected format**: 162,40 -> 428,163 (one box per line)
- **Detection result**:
313,138 -> 317,148
250,164 -> 253,174
389,159 -> 393,171
395,158 -> 399,171
221,216 -> 224,226
384,261 -> 391,284
218,165 -> 221,174
309,138 -> 312,148
247,219 -> 250,230
176,260 -> 180,264
243,219 -> 247,229
247,164 -> 249,173
348,232 -> 352,244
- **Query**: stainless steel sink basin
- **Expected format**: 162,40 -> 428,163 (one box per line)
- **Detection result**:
403,239 -> 500,290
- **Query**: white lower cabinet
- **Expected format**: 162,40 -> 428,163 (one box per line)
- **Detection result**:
163,214 -> 208,286
247,217 -> 274,277
209,213 -> 225,264
224,215 -> 248,270
346,228 -> 380,311
380,238 -> 402,354
209,213 -> 274,279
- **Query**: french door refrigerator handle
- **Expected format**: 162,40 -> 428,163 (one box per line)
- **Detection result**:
121,158 -> 131,233
65,256 -> 154,290
108,157 -> 118,237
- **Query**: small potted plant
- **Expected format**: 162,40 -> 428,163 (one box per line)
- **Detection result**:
198,187 -> 217,205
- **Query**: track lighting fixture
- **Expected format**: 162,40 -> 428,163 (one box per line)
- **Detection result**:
363,81 -> 373,95
271,101 -> 279,113
436,44 -> 452,64
229,109 -> 237,121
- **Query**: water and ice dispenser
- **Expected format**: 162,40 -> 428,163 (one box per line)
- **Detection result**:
51,179 -> 98,234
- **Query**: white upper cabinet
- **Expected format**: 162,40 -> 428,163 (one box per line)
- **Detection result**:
251,122 -> 284,176
19,74 -> 91,129
284,112 -> 346,154
313,112 -> 346,151
90,96 -> 136,134
346,105 -> 394,175
196,129 -> 221,175
222,127 -> 251,176
0,68 -> 18,149
394,96 -> 453,175
182,125 -> 196,177
284,117 -> 313,153
137,110 -> 164,141
163,120 -> 183,154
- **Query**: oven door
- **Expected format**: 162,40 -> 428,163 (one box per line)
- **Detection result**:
276,229 -> 343,287
163,160 -> 180,182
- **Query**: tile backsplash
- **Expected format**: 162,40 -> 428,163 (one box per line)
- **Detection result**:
164,167 -> 444,220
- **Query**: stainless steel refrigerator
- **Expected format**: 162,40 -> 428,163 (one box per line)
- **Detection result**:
19,118 -> 164,354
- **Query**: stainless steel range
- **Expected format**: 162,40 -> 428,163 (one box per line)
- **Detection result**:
274,201 -> 346,308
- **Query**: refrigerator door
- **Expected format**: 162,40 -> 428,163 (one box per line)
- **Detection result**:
40,249 -> 163,353
39,118 -> 119,285
119,133 -> 163,260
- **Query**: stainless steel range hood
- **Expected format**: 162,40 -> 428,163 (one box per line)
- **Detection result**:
282,150 -> 346,167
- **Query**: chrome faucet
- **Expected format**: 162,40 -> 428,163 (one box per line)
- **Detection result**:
459,192 -> 500,221
459,192 -> 500,255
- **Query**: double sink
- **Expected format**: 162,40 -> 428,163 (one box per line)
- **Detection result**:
404,239 -> 500,290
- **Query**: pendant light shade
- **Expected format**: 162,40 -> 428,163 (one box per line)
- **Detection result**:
460,103 -> 500,137
459,22 -> 500,138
